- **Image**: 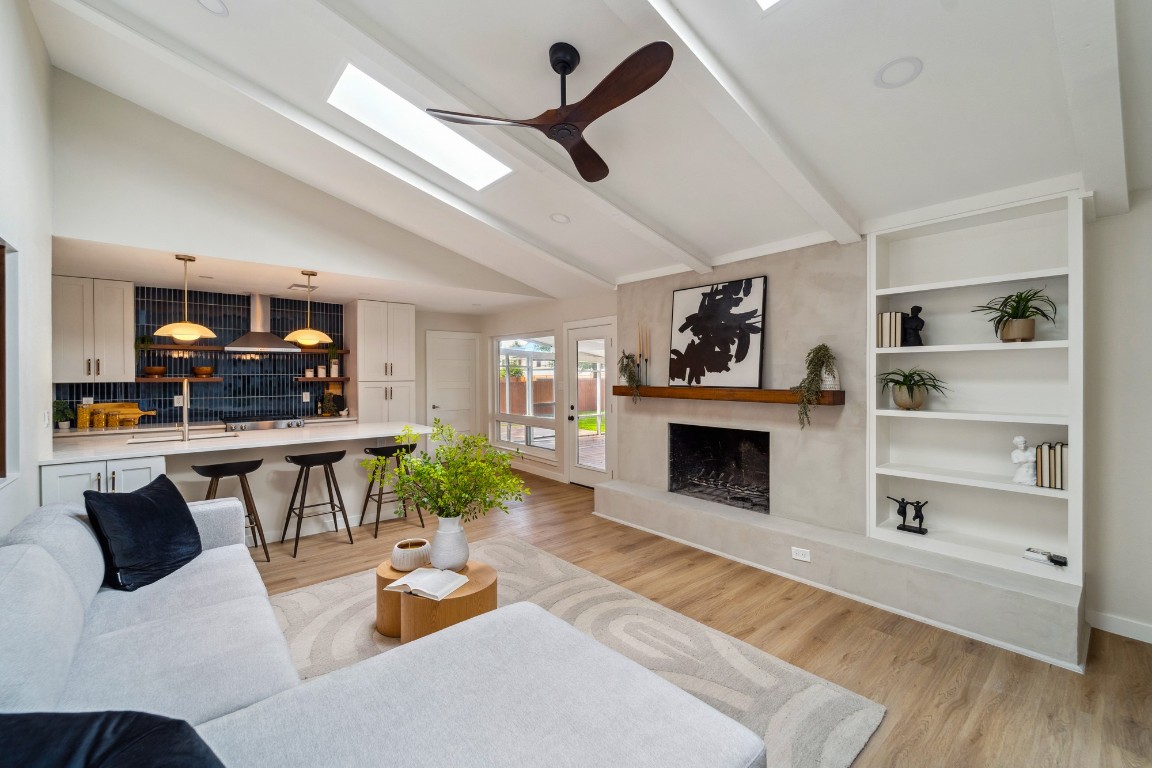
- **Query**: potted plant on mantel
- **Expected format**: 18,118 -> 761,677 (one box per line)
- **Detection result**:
972,287 -> 1058,342
363,420 -> 529,571
877,367 -> 949,411
791,343 -> 839,429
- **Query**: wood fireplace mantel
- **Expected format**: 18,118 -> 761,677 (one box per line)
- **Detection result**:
610,386 -> 846,405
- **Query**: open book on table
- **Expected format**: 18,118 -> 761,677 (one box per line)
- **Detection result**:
384,567 -> 468,601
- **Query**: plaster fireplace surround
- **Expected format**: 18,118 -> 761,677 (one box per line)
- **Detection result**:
668,423 -> 769,513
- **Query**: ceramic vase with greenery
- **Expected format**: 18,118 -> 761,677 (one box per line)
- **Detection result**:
877,367 -> 949,411
53,400 -> 74,430
791,343 -> 839,428
972,287 -> 1057,342
363,420 -> 529,571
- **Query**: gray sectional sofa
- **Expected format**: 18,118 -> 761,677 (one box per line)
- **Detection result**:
1,499 -> 767,767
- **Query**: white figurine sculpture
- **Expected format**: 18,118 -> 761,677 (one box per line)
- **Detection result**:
1011,435 -> 1036,485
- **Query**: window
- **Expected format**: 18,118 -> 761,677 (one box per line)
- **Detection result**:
494,335 -> 556,457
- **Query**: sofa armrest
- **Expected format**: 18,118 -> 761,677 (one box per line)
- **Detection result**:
188,498 -> 245,550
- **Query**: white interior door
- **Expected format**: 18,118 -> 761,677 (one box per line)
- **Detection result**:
566,321 -> 615,487
426,331 -> 479,434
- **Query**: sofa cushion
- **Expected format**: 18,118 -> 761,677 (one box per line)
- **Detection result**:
3,502 -> 104,609
84,544 -> 268,637
197,602 -> 767,768
0,711 -> 226,768
0,545 -> 86,712
61,595 -> 299,725
84,474 -> 202,591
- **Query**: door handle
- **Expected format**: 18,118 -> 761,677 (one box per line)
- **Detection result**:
87,359 -> 92,375
568,415 -> 575,421
111,471 -> 116,492
432,404 -> 440,410
96,472 -> 102,492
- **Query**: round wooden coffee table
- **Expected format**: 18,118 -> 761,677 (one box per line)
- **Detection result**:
375,559 -> 498,644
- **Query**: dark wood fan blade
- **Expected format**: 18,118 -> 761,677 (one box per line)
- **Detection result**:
564,137 -> 610,182
566,41 -> 673,125
426,108 -> 531,127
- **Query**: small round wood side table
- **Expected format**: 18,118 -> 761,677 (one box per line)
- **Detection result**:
375,559 -> 497,644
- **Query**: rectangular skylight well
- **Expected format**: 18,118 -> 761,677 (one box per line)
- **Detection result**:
756,0 -> 783,9
328,64 -> 512,191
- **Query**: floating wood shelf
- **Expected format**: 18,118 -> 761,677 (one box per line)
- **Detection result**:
144,345 -> 349,355
135,377 -> 223,383
294,377 -> 350,383
611,385 -> 845,405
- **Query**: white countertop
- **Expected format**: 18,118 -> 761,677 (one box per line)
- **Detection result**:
43,421 -> 432,465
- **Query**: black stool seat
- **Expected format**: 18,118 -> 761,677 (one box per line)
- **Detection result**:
280,450 -> 353,558
191,458 -> 269,562
192,459 -> 264,479
359,444 -> 424,538
286,450 -> 346,468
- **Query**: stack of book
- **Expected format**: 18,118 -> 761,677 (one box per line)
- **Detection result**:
876,312 -> 905,348
1036,442 -> 1068,490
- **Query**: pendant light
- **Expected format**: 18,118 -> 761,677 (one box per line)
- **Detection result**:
283,270 -> 333,347
154,255 -> 216,343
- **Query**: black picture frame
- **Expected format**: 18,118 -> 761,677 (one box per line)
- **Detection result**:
668,276 -> 766,388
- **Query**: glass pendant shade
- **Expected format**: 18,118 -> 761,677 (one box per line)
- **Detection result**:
285,270 -> 332,347
154,255 -> 216,342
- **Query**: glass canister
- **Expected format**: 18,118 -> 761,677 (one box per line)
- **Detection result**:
76,404 -> 91,430
106,411 -> 121,429
91,409 -> 106,430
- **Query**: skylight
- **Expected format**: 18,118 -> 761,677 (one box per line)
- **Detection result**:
756,0 -> 783,9
328,64 -> 512,191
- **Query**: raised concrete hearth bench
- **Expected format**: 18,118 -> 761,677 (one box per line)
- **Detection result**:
0,498 -> 767,768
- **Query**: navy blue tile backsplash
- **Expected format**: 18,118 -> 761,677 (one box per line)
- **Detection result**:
55,287 -> 344,426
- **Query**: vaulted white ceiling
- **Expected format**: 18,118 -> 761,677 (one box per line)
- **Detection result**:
28,0 -> 1144,307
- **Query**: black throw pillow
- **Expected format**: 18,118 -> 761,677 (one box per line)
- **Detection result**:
84,474 -> 202,591
0,711 -> 226,768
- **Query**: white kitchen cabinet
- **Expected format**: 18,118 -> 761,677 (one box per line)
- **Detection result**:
356,381 -> 415,424
52,276 -> 135,383
41,456 -> 166,504
350,300 -> 415,381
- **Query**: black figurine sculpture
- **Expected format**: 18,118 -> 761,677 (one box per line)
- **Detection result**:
887,495 -> 928,534
887,496 -> 910,528
901,305 -> 925,347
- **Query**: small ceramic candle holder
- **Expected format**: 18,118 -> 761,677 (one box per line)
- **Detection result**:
390,538 -> 431,572
304,368 -> 314,378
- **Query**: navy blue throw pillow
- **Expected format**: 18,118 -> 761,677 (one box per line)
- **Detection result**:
84,474 -> 202,591
0,711 -> 225,768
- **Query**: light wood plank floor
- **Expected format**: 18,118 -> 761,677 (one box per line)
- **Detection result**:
255,474 -> 1152,767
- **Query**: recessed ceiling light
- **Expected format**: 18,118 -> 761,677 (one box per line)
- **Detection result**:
196,0 -> 229,17
755,0 -> 784,10
328,64 -> 512,191
875,57 -> 924,89
549,213 -> 571,224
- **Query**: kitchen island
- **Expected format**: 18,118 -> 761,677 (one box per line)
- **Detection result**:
43,421 -> 434,546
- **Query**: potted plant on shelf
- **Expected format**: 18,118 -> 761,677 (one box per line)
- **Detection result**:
617,351 -> 641,403
326,343 -> 340,377
53,400 -> 74,430
877,367 -> 949,411
971,287 -> 1057,342
791,343 -> 839,429
363,420 -> 529,571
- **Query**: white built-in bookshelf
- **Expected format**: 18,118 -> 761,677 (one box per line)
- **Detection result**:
867,193 -> 1084,585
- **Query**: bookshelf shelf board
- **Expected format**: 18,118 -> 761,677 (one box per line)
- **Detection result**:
610,386 -> 845,405
876,409 -> 1068,425
135,377 -> 223,384
876,340 -> 1069,354
875,463 -> 1068,498
875,267 -> 1069,296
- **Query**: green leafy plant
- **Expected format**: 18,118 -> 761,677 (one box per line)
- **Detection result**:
500,365 -> 525,379
326,343 -> 339,363
617,351 -> 641,403
790,343 -> 838,429
53,400 -> 74,423
877,367 -> 950,395
134,335 -> 152,359
362,420 -> 529,522
971,288 -> 1057,336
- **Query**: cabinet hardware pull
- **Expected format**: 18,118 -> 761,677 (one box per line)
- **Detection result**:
96,472 -> 102,492
87,359 -> 92,375
111,471 -> 116,492
96,359 -> 102,376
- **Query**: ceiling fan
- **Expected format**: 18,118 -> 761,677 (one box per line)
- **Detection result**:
427,41 -> 674,183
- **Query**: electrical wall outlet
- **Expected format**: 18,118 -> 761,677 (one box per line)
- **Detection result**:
173,395 -> 184,408
43,410 -> 50,427
302,391 -> 311,403
791,547 -> 811,563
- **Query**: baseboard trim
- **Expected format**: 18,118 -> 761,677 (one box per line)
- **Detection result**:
1087,610 -> 1152,645
511,459 -> 566,484
594,510 -> 1087,673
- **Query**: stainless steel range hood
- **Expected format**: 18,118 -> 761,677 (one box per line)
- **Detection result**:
225,295 -> 300,353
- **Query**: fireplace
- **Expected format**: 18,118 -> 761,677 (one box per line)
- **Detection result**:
668,423 -> 769,513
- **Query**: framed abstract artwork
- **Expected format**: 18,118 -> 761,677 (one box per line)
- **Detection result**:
668,277 -> 765,387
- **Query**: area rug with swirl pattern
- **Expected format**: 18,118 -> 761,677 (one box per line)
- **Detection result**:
270,536 -> 884,768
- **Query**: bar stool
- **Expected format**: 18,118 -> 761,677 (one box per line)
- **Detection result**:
191,459 -> 270,562
359,445 -> 425,538
280,450 -> 354,558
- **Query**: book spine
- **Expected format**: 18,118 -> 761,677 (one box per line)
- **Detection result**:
1038,442 -> 1051,488
896,312 -> 904,347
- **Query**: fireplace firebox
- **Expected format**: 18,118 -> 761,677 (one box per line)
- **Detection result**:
668,423 -> 769,513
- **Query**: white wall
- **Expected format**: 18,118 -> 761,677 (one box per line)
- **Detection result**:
0,0 -> 53,533
1084,189 -> 1152,642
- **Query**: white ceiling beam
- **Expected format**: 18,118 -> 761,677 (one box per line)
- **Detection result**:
1049,0 -> 1129,216
604,0 -> 861,245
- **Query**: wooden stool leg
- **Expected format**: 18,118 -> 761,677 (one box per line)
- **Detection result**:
281,467 -> 304,544
292,467 -> 309,558
359,474 -> 376,528
374,470 -> 385,539
238,474 -> 269,562
329,465 -> 354,545
204,477 -> 220,501
323,464 -> 340,533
